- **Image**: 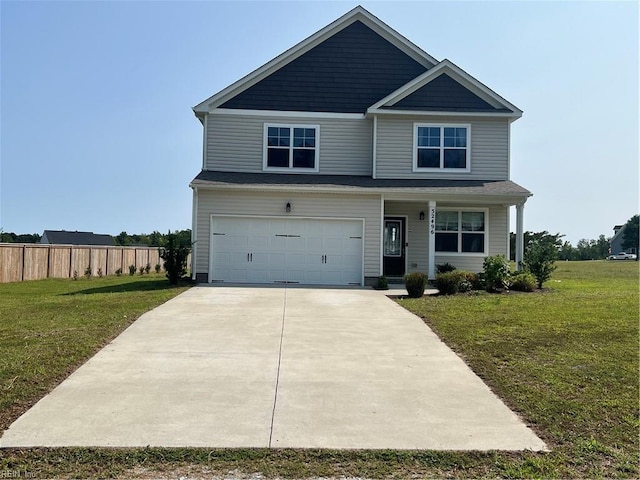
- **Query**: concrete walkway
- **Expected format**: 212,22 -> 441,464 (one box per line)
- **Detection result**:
0,286 -> 546,450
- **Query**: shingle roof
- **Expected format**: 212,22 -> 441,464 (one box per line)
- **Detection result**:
219,21 -> 427,114
191,171 -> 531,198
41,230 -> 114,246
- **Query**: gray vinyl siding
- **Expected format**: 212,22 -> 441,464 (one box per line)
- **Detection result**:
375,116 -> 509,180
206,114 -> 372,175
195,189 -> 381,279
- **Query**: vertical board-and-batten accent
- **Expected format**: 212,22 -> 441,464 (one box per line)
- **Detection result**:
205,114 -> 373,176
195,189 -> 381,278
375,116 -> 510,180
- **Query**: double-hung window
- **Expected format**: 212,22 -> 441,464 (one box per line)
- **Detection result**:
264,124 -> 319,171
414,124 -> 470,171
435,210 -> 486,254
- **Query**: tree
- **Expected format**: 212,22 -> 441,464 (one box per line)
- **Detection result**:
524,237 -> 558,288
621,215 -> 639,253
510,231 -> 563,261
158,231 -> 191,285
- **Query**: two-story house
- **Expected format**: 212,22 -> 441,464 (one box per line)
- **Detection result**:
189,6 -> 531,286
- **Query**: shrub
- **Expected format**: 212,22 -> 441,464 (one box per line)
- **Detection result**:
139,266 -> 145,275
84,266 -> 91,279
115,268 -> 122,276
128,265 -> 136,276
435,270 -> 477,295
145,263 -> 151,274
159,231 -> 191,285
72,270 -> 78,281
510,271 -> 536,292
436,263 -> 456,274
404,272 -> 427,298
376,276 -> 389,290
154,264 -> 161,274
483,254 -> 510,292
97,267 -> 103,278
524,239 -> 558,288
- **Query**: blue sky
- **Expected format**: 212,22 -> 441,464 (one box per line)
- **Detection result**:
1,1 -> 638,244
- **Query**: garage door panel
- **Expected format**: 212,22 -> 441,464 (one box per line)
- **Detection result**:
211,216 -> 363,285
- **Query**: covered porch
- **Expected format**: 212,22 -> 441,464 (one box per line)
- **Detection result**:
381,197 -> 528,280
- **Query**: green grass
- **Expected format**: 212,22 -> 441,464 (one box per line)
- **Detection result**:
0,275 -> 190,432
1,262 -> 638,479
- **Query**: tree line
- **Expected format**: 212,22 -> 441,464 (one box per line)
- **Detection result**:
0,230 -> 191,247
510,215 -> 639,261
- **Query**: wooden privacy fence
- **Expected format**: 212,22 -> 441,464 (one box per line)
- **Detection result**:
0,243 -> 190,283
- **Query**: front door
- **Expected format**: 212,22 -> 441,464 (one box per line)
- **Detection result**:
383,217 -> 406,277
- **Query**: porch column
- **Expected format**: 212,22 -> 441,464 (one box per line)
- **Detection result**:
428,200 -> 436,280
515,202 -> 525,270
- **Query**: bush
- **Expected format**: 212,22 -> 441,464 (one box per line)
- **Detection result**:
72,270 -> 78,281
404,272 -> 427,298
138,266 -> 145,275
154,264 -> 161,274
84,266 -> 91,279
115,268 -> 122,277
436,263 -> 456,274
128,265 -> 136,276
376,276 -> 388,290
159,231 -> 191,285
510,271 -> 536,292
435,270 -> 477,295
145,263 -> 151,274
524,239 -> 558,288
97,267 -> 103,278
483,254 -> 510,292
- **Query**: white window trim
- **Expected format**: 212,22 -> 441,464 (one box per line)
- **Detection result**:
434,207 -> 488,256
263,123 -> 320,173
412,123 -> 471,173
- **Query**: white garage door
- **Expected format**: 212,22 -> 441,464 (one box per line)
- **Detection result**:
210,216 -> 363,285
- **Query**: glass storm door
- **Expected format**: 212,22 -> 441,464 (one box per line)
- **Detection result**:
383,217 -> 406,277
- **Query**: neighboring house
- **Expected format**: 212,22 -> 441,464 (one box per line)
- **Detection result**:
40,230 -> 114,246
609,224 -> 636,255
189,6 -> 531,286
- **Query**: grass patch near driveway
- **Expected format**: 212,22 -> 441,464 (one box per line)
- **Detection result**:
397,260 -> 639,478
0,262 -> 638,478
0,275 -> 189,432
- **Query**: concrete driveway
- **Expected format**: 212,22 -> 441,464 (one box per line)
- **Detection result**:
0,286 -> 546,450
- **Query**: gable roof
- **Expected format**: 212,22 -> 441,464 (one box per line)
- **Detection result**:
368,59 -> 522,117
194,6 -> 521,118
41,230 -> 114,246
193,6 -> 437,115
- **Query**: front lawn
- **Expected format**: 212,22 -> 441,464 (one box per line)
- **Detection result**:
1,261 -> 638,478
397,260 -> 639,478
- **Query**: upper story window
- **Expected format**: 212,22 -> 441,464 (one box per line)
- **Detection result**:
264,124 -> 319,172
414,124 -> 470,172
435,209 -> 486,254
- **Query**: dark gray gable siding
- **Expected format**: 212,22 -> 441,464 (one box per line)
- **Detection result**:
387,73 -> 512,112
220,21 -> 427,113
